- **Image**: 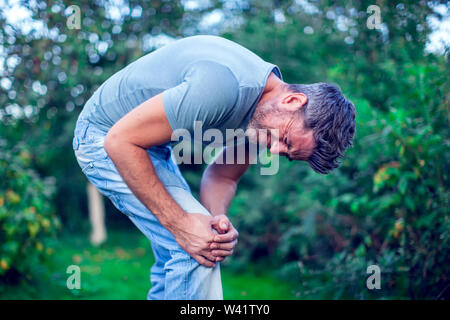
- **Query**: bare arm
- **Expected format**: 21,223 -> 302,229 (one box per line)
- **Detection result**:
104,92 -> 217,266
200,146 -> 250,216
104,93 -> 182,228
200,142 -> 253,216
199,143 -> 253,261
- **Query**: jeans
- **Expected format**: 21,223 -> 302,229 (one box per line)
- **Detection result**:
72,116 -> 223,300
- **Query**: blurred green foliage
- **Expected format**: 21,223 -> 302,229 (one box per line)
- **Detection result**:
0,0 -> 448,299
0,140 -> 60,280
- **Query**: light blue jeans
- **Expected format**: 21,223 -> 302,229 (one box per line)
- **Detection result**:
72,117 -> 223,300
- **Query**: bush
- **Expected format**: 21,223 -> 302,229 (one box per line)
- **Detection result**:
0,142 -> 61,281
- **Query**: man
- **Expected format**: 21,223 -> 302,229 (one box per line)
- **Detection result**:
72,35 -> 355,300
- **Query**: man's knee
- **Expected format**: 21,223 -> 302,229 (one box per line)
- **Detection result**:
164,249 -> 223,300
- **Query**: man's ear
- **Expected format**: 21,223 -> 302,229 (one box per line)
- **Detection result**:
281,92 -> 307,112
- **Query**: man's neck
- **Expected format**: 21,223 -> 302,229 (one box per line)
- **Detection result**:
260,72 -> 285,103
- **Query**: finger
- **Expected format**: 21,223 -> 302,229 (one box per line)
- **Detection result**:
211,216 -> 230,234
200,250 -> 219,263
213,229 -> 238,243
211,239 -> 237,251
212,249 -> 233,257
215,256 -> 225,262
194,255 -> 216,268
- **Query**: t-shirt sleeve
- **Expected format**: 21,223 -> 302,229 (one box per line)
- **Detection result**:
162,60 -> 239,135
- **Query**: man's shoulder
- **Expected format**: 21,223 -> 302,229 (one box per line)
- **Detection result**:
185,60 -> 240,97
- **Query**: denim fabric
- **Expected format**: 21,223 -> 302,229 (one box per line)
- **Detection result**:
72,116 -> 223,300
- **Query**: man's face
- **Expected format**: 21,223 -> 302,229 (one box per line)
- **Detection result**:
246,98 -> 316,161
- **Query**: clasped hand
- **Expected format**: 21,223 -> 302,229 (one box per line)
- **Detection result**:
172,213 -> 238,267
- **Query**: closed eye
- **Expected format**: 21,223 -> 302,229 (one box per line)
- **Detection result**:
284,137 -> 291,151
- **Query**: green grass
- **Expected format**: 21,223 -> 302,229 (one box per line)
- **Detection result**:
0,228 -> 297,300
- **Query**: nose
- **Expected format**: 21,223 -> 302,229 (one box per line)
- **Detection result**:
269,140 -> 288,156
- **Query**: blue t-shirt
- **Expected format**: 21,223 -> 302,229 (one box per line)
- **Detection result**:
80,35 -> 283,138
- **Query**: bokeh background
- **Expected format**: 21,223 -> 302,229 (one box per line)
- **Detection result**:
0,0 -> 448,300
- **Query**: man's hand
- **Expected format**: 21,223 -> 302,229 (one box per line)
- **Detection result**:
210,214 -> 239,262
171,214 -> 238,266
171,213 -> 219,267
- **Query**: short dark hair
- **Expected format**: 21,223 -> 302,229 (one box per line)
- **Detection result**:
286,82 -> 356,174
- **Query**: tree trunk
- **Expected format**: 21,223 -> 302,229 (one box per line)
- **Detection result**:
87,182 -> 107,246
